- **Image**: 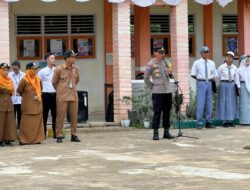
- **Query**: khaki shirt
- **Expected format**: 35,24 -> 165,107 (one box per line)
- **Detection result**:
17,79 -> 43,115
0,88 -> 14,112
144,59 -> 172,94
52,63 -> 80,102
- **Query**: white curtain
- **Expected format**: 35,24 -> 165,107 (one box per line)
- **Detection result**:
195,0 -> 233,7
108,0 -> 234,7
162,0 -> 183,6
131,0 -> 156,7
108,0 -> 126,3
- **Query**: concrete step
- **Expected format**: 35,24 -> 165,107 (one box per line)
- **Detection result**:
47,122 -> 120,128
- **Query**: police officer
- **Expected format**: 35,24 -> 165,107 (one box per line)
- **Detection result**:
144,47 -> 174,140
191,46 -> 217,129
52,50 -> 81,143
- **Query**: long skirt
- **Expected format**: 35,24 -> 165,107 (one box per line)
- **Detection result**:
216,81 -> 239,121
19,113 -> 45,144
0,111 -> 18,142
239,83 -> 250,124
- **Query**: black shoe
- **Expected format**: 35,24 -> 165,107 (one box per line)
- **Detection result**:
163,129 -> 175,139
5,141 -> 13,146
71,135 -> 81,142
163,133 -> 175,139
197,125 -> 203,130
228,122 -> 235,127
205,122 -> 215,129
0,142 -> 6,147
223,122 -> 230,128
57,137 -> 63,143
153,130 -> 159,140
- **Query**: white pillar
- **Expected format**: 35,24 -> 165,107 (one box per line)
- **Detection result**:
170,0 -> 190,109
112,1 -> 132,122
0,1 -> 10,64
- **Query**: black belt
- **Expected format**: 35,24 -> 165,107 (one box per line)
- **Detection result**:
42,92 -> 56,94
240,81 -> 245,83
197,79 -> 213,82
221,80 -> 234,83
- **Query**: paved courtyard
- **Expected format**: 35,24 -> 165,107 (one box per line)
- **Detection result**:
1,126 -> 250,190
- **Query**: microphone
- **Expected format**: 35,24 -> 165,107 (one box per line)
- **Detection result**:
162,58 -> 173,78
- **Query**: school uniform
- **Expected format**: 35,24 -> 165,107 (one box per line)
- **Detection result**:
236,55 -> 250,124
216,63 -> 239,123
191,57 -> 217,128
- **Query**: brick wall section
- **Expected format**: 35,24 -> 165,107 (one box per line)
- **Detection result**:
112,2 -> 132,122
0,1 -> 9,64
170,0 -> 190,110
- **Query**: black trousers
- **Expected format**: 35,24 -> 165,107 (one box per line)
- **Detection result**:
42,92 -> 57,138
152,93 -> 172,130
14,104 -> 21,129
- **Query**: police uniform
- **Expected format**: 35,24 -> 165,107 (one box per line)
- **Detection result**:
144,47 -> 174,140
52,50 -> 80,143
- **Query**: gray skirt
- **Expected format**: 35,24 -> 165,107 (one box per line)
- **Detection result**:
239,83 -> 250,124
216,81 -> 239,121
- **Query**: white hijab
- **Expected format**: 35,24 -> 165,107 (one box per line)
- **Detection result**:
238,57 -> 250,93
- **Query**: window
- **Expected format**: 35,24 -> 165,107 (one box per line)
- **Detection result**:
222,15 -> 238,57
44,36 -> 69,58
16,15 -> 96,60
17,16 -> 42,35
131,14 -> 195,57
188,15 -> 195,57
71,15 -> 95,34
130,14 -> 170,57
71,36 -> 95,58
16,36 -> 42,60
44,16 -> 68,34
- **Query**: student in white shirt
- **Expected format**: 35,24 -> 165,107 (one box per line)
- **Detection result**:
8,60 -> 25,129
38,53 -> 57,138
216,51 -> 239,127
191,46 -> 217,129
236,54 -> 250,125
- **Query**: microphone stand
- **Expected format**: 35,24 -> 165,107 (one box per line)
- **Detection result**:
162,58 -> 198,142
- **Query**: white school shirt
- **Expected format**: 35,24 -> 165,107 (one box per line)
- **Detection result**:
217,63 -> 238,81
38,66 -> 56,93
191,58 -> 217,80
8,71 -> 25,105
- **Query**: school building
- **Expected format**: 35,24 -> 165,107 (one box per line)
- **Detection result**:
0,0 -> 250,122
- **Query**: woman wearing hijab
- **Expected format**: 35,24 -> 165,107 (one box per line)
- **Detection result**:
216,51 -> 239,127
236,55 -> 250,125
0,63 -> 18,147
17,62 -> 45,145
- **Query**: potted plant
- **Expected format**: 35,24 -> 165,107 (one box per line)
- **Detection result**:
143,117 -> 150,128
120,96 -> 138,125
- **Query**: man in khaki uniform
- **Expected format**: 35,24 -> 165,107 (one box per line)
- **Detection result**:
52,50 -> 81,143
144,47 -> 174,141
